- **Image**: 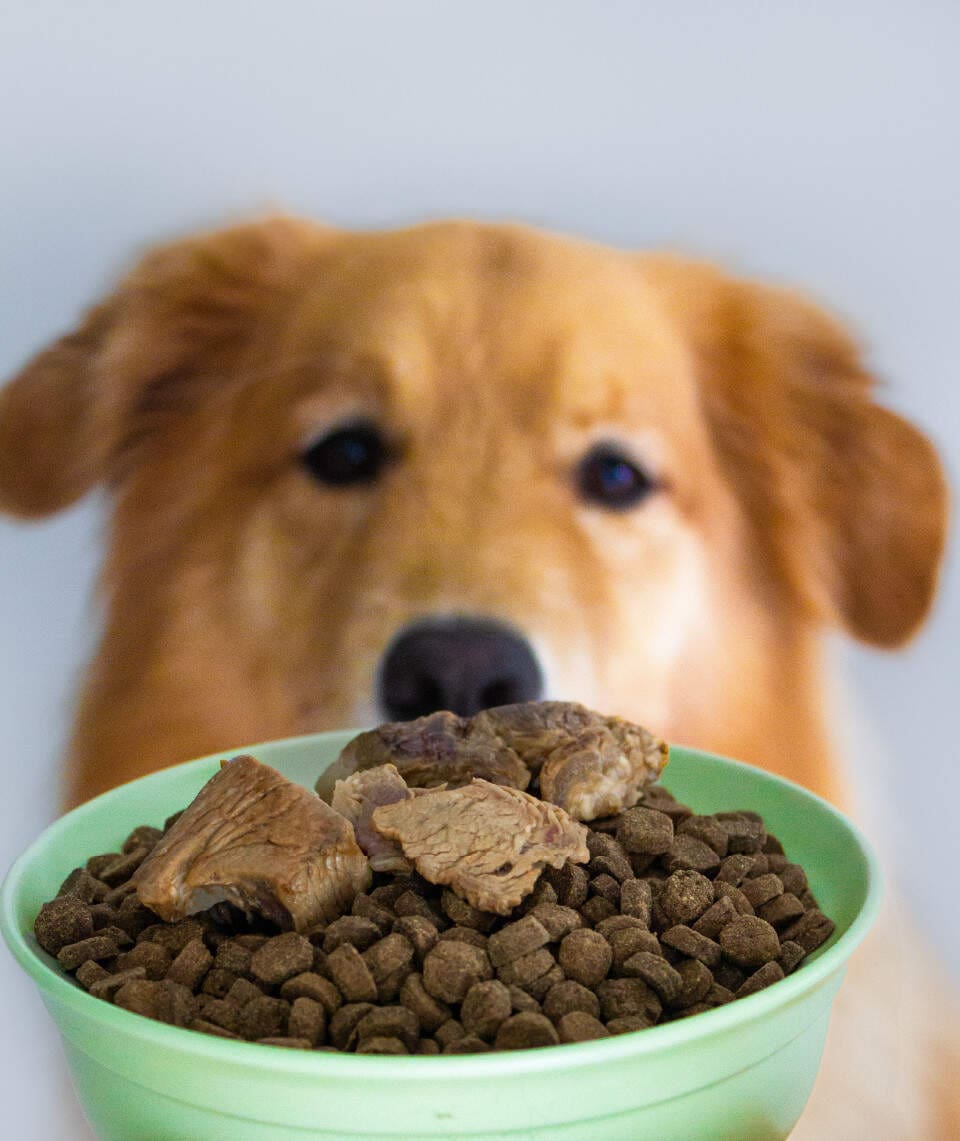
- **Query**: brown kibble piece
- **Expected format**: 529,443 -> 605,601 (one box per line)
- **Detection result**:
663,835 -> 721,874
528,903 -> 582,942
508,985 -> 541,1013
434,1019 -> 467,1047
736,961 -> 785,998
329,1002 -> 376,1050
123,825 -> 163,854
597,978 -> 662,1022
393,890 -> 440,923
494,1012 -> 560,1050
250,933 -> 315,985
191,1018 -> 241,1040
166,938 -> 213,990
618,879 -> 653,925
558,1011 -> 610,1042
660,870 -> 714,924
691,897 -> 738,940
677,815 -> 728,858
258,1036 -> 313,1049
719,916 -> 781,967
89,967 -> 148,1001
779,863 -> 809,896
616,807 -> 674,856
322,916 -> 383,954
214,940 -> 253,976
589,873 -> 621,905
98,848 -> 149,887
364,933 -> 415,1000
327,943 -> 378,1002
716,855 -> 756,886
781,909 -> 835,954
201,968 -> 239,997
439,927 -> 488,949
441,889 -> 497,931
76,959 -> 111,990
114,978 -> 163,1019
392,916 -> 439,961
226,978 -> 264,1006
351,894 -> 395,935
778,941 -> 806,975
546,863 -> 590,909
239,995 -> 290,1040
621,952 -> 683,1005
461,980 -> 512,1039
399,973 -> 450,1033
280,972 -> 342,1014
422,941 -> 493,1003
586,834 -> 634,882
579,896 -> 618,925
488,917 -> 552,967
497,948 -> 556,990
713,881 -> 755,916
671,958 -> 714,1009
57,935 -> 119,971
356,1005 -> 420,1051
558,929 -> 612,988
542,979 -> 601,1022
716,813 -> 766,854
660,925 -> 722,967
34,897 -> 94,955
759,893 -> 806,929
607,925 -> 661,968
741,874 -> 784,909
58,868 -> 109,904
286,999 -> 328,1045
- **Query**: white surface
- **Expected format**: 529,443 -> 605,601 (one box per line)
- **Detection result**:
0,3 -> 957,1137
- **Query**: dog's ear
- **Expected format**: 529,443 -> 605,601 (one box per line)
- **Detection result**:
644,255 -> 949,647
0,216 -> 327,518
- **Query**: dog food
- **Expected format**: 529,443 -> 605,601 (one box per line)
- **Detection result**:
316,702 -> 668,819
134,755 -> 371,931
35,769 -> 834,1054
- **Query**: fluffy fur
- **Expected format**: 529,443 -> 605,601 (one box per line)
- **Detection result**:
0,217 -> 954,1134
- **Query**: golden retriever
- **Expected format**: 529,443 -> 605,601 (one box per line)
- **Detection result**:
0,217 -> 955,1136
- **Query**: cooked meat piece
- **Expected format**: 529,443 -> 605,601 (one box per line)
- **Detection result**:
331,764 -> 416,873
135,755 -> 370,931
315,710 -> 530,799
317,703 -> 666,822
370,779 -> 589,915
537,723 -> 669,821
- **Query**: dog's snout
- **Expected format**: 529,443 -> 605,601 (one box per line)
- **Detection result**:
379,618 -> 543,721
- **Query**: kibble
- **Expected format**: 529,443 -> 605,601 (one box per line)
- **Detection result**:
34,779 -> 832,1056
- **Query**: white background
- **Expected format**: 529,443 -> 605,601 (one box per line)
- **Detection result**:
0,3 -> 957,1137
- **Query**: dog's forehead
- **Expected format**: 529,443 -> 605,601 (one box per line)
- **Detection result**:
278,223 -> 699,431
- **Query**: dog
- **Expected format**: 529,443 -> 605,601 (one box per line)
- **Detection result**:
0,216 -> 955,1136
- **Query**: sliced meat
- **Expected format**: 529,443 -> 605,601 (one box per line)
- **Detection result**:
331,764 -> 416,873
536,721 -> 669,821
135,755 -> 370,932
316,710 -> 530,799
370,779 -> 589,915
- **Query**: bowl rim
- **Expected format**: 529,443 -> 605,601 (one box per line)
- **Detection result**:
1,730 -> 883,1079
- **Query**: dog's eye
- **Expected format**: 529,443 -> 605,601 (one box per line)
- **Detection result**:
576,444 -> 658,510
300,422 -> 388,486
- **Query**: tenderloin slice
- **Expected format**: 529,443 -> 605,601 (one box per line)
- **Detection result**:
316,710 -> 531,799
536,723 -> 669,821
135,755 -> 370,931
370,779 -> 590,915
331,764 -> 417,873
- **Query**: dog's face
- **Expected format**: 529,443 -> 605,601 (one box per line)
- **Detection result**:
0,218 -> 948,799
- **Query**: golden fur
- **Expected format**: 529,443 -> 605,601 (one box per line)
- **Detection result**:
0,217 -> 955,1134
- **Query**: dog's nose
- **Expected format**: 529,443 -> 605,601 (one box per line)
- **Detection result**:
378,618 -> 543,721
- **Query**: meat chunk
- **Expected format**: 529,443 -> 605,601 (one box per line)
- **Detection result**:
318,702 -> 668,822
135,755 -> 370,932
316,710 -> 531,799
536,721 -> 669,821
370,779 -> 589,915
331,764 -> 416,873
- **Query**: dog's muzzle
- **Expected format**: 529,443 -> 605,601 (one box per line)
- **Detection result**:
378,617 -> 543,721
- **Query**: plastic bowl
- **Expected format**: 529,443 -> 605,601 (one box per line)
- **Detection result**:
1,731 -> 880,1140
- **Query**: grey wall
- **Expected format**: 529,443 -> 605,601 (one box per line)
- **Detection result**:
1,3 -> 957,1136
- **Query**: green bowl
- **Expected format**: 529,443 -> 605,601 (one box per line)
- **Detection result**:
1,732 -> 880,1141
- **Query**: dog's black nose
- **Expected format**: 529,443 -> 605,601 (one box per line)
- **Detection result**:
378,618 -> 543,721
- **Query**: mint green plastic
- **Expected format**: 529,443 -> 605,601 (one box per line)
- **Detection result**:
1,732 -> 881,1140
